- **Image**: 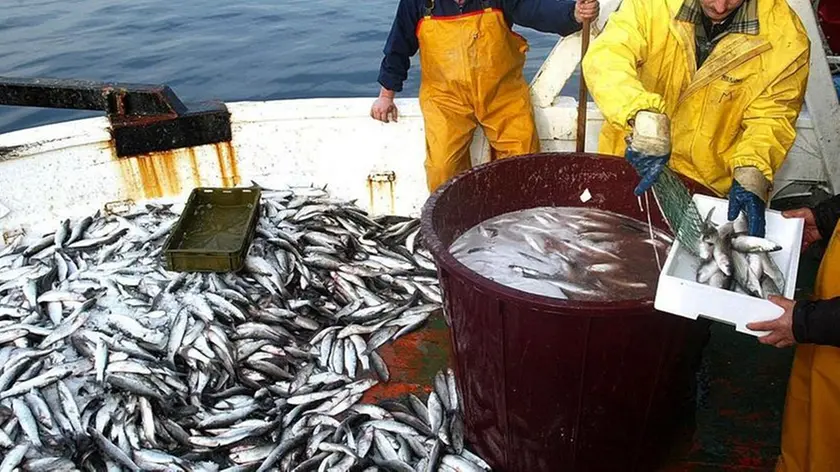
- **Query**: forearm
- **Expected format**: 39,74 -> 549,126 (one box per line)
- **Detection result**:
728,50 -> 810,182
378,0 -> 419,93
378,51 -> 412,93
793,297 -> 840,347
580,0 -> 664,131
728,118 -> 797,186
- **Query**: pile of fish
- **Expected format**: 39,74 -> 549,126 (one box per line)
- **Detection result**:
695,209 -> 786,298
0,185 -> 491,472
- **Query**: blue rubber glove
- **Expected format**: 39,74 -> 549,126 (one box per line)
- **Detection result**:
625,147 -> 670,196
728,180 -> 766,238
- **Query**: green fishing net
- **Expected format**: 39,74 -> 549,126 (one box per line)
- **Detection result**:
650,167 -> 705,257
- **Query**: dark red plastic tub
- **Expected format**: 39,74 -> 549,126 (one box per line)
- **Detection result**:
420,153 -> 712,472
819,0 -> 840,54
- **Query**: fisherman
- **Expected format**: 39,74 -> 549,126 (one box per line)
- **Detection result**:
745,195 -> 840,471
370,0 -> 599,192
580,0 -> 810,238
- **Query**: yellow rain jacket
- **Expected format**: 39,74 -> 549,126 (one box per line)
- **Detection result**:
581,0 -> 810,196
777,222 -> 840,472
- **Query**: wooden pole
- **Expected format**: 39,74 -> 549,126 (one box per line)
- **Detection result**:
576,18 -> 591,153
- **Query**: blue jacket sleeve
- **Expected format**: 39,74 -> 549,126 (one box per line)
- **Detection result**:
506,0 -> 581,36
813,193 -> 840,241
378,0 -> 421,93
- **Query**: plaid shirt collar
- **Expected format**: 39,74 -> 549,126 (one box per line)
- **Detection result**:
675,0 -> 759,36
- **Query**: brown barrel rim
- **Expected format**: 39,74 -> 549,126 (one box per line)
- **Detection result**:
420,152 -> 691,316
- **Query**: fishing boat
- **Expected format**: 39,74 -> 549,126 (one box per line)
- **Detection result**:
0,0 -> 838,469
1,0 -> 838,240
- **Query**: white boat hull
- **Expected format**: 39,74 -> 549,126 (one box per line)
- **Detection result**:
0,95 -> 827,240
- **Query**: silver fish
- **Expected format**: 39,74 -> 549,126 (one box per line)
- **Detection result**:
89,427 -> 142,471
434,372 -> 451,411
707,270 -> 731,289
370,350 -> 390,383
446,369 -> 459,413
441,454 -> 484,472
731,235 -> 782,253
761,276 -> 782,298
67,216 -> 93,245
711,226 -> 733,277
0,443 -> 29,472
696,260 -> 721,284
12,397 -> 42,447
759,253 -> 786,293
732,250 -> 763,297
55,219 -> 70,248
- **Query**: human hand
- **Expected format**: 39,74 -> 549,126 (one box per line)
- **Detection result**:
746,295 -> 796,348
625,110 -> 671,196
371,89 -> 398,123
625,148 -> 669,196
783,207 -> 821,252
727,167 -> 769,238
727,181 -> 766,238
575,0 -> 599,23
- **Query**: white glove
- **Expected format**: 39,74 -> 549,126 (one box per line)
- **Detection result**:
628,110 -> 671,157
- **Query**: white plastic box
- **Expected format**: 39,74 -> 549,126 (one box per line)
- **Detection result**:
654,194 -> 805,337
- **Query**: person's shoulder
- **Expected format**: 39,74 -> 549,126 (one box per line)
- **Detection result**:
618,0 -> 677,21
397,0 -> 425,14
763,0 -> 810,52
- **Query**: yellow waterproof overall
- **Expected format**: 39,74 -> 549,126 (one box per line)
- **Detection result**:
418,0 -> 540,192
776,222 -> 840,471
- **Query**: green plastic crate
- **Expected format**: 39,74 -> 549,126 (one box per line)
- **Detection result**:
162,187 -> 261,273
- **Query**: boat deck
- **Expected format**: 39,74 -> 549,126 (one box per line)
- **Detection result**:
361,307 -> 789,471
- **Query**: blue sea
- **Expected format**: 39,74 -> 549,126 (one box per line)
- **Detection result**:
0,0 -> 581,134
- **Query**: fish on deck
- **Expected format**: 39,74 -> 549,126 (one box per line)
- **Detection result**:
0,185 -> 488,472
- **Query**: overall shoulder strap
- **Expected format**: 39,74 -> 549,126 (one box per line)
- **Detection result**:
424,0 -> 434,17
